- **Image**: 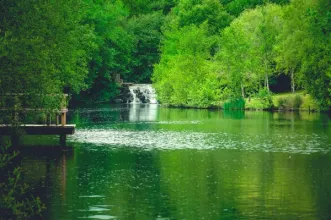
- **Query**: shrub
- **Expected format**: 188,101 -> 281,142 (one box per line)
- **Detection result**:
292,94 -> 303,109
0,144 -> 45,219
223,98 -> 245,110
257,88 -> 273,109
277,94 -> 303,110
277,97 -> 287,109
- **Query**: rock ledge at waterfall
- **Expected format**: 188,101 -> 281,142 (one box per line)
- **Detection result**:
113,84 -> 157,104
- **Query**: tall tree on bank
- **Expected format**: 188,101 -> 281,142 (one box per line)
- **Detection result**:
217,3 -> 283,98
274,0 -> 308,93
275,0 -> 331,107
258,4 -> 284,91
73,0 -> 133,104
121,0 -> 176,83
153,24 -> 220,107
0,0 -> 93,118
217,10 -> 261,99
126,11 -> 165,83
152,0 -> 232,107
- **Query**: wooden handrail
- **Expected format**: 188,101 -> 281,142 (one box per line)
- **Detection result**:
0,93 -> 69,126
1,93 -> 68,96
0,108 -> 68,112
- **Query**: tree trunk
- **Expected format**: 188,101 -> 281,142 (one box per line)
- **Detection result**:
291,68 -> 295,93
265,73 -> 269,91
241,82 -> 245,98
264,57 -> 269,91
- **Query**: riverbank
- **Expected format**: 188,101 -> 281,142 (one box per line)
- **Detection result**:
245,92 -> 320,111
158,92 -> 322,112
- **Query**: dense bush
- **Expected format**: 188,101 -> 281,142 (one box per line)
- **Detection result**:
0,144 -> 45,219
257,88 -> 274,109
223,98 -> 245,110
277,97 -> 287,109
292,94 -> 303,109
277,94 -> 303,109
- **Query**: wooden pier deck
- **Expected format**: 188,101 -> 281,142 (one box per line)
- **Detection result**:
0,124 -> 76,146
0,124 -> 75,135
0,94 -> 75,146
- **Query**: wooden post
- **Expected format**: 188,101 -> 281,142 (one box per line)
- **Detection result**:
60,134 -> 66,146
47,113 -> 51,126
61,112 -> 66,126
56,114 -> 59,125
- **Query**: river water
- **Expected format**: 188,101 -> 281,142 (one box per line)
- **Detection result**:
20,104 -> 331,219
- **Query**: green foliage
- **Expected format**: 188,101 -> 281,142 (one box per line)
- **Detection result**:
217,3 -> 284,98
126,11 -> 165,83
74,0 -> 133,104
277,94 -> 303,109
153,24 -> 220,108
275,0 -> 331,109
152,0 -> 236,108
292,94 -> 303,109
122,0 -> 176,15
0,0 -> 94,111
223,98 -> 245,110
1,0 -> 329,109
173,0 -> 233,35
277,96 -> 287,109
221,0 -> 289,17
257,88 -> 274,109
75,0 -> 171,104
0,144 -> 45,219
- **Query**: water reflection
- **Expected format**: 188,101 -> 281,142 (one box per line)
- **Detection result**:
22,146 -> 331,219
20,106 -> 331,219
129,104 -> 158,121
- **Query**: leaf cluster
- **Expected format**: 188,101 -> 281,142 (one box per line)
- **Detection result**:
0,144 -> 45,219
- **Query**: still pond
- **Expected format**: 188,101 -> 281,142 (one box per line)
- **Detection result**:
20,104 -> 331,219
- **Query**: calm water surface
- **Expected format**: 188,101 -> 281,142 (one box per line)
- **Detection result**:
20,104 -> 331,219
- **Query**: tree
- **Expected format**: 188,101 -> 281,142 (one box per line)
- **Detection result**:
217,4 -> 283,96
274,14 -> 303,93
217,11 -> 261,99
171,0 -> 233,35
122,0 -> 177,16
0,0 -> 94,113
152,0 -> 235,107
276,0 -> 331,108
73,0 -> 134,103
273,1 -> 307,93
153,24 -> 220,107
126,11 -> 165,83
221,0 -> 289,17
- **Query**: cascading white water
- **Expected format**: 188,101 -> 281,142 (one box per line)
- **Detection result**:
128,84 -> 158,104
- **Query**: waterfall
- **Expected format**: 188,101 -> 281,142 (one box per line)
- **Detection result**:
128,84 -> 158,104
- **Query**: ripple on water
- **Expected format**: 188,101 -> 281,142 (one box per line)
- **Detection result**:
79,195 -> 105,198
79,215 -> 115,219
129,120 -> 201,125
70,129 -> 331,154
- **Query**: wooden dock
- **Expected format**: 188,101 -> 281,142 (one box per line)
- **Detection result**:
0,94 -> 75,146
0,124 -> 75,135
0,124 -> 75,146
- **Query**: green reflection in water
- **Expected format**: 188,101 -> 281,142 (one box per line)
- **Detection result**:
20,105 -> 331,219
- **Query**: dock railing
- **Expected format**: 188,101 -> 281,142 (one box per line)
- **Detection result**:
0,93 -> 68,126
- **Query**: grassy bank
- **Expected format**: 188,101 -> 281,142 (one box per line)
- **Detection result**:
245,92 -> 320,111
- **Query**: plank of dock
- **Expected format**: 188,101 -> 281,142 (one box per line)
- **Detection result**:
0,124 -> 76,135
